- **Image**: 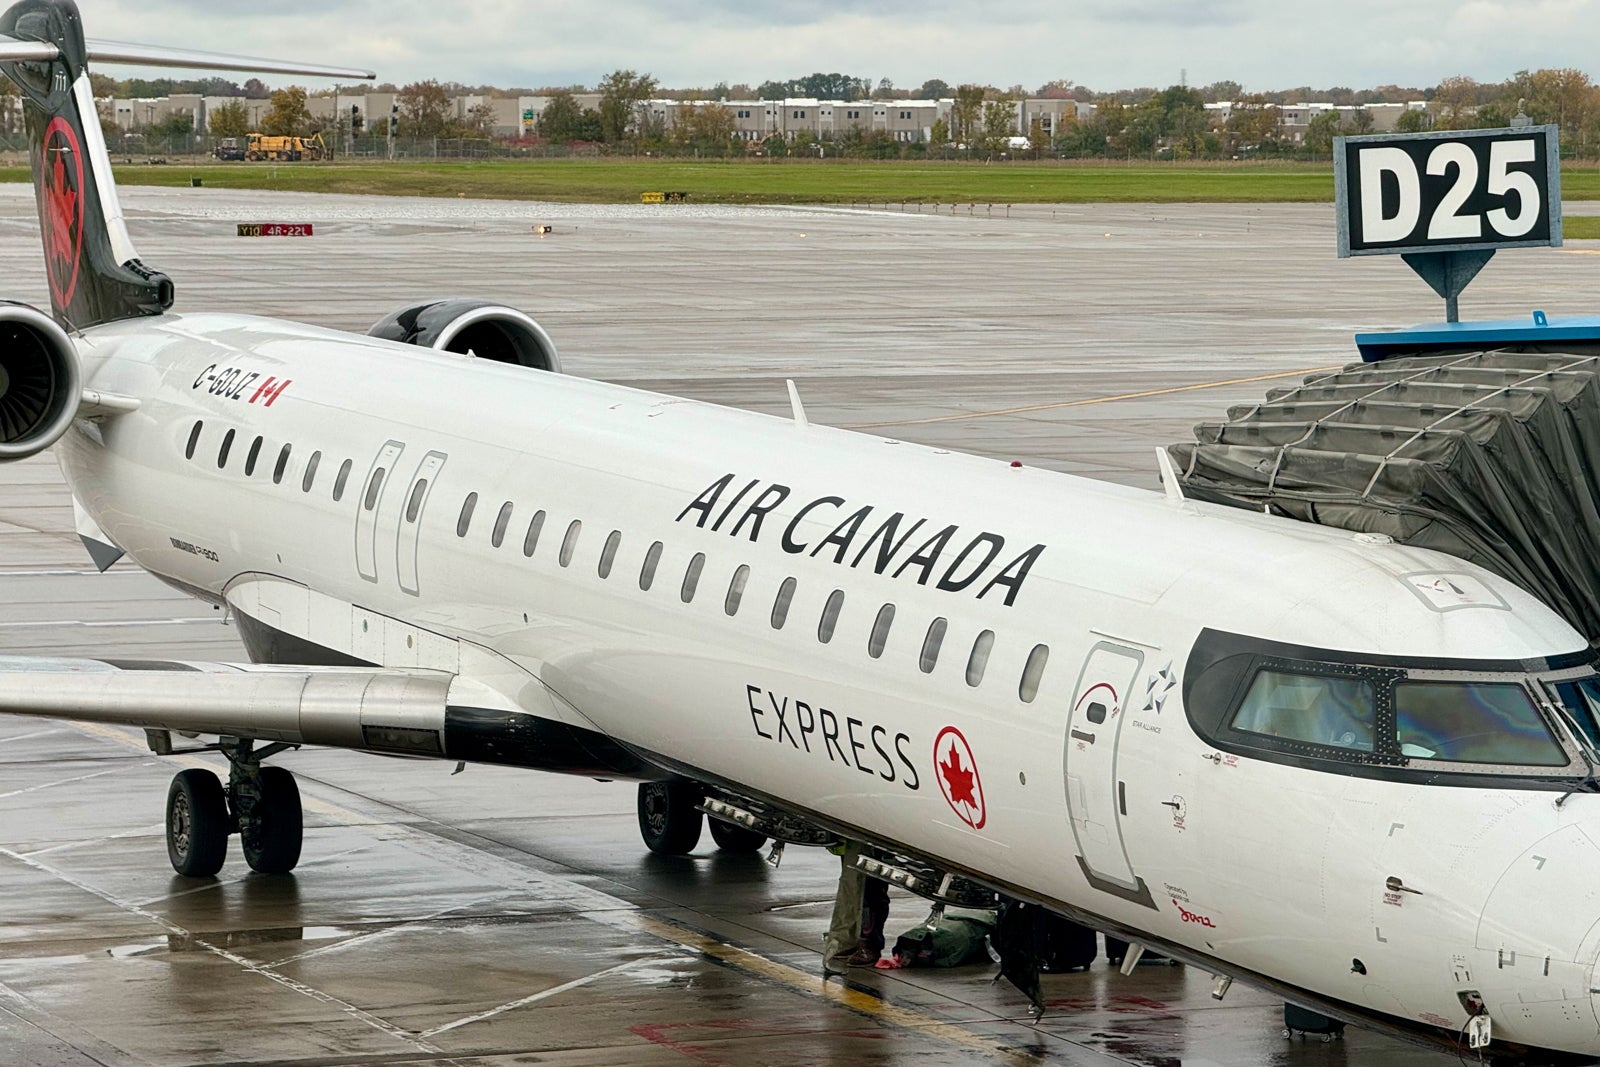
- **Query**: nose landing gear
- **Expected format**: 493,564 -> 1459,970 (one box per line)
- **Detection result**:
162,738 -> 303,877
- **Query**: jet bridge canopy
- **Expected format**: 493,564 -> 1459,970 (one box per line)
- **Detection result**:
1169,333 -> 1600,643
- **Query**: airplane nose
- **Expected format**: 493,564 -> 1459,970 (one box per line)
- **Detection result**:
1474,823 -> 1600,1053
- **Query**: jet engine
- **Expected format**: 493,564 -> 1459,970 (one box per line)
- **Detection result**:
368,299 -> 560,373
0,302 -> 80,461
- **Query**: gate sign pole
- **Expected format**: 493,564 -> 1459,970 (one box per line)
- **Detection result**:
1334,125 -> 1561,322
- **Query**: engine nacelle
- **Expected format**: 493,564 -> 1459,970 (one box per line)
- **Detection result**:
0,302 -> 80,461
367,299 -> 560,374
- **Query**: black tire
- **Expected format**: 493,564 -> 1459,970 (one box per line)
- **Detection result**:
708,818 -> 767,853
166,769 -> 229,877
637,781 -> 703,855
241,766 -> 303,874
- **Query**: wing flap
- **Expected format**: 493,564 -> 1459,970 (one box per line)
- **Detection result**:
0,658 -> 451,753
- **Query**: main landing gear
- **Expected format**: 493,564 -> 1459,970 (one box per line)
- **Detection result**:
165,739 -> 302,877
637,781 -> 767,855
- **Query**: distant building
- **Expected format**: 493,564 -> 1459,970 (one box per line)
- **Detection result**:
95,87 -> 1432,150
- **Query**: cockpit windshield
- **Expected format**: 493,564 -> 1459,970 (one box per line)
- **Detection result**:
1186,628 -> 1600,786
1393,681 -> 1567,766
1228,671 -> 1568,766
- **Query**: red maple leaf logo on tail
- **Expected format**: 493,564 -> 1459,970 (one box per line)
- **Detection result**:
45,150 -> 78,269
39,117 -> 84,309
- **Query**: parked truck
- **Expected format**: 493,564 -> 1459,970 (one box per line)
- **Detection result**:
244,132 -> 327,161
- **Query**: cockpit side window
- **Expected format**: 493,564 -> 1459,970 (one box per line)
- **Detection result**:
1395,681 -> 1568,766
1231,670 -> 1376,753
1549,678 -> 1600,752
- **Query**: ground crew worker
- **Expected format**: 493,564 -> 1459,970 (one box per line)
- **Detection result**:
822,839 -> 890,975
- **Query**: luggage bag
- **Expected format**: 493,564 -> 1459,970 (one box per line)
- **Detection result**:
1283,1003 -> 1345,1042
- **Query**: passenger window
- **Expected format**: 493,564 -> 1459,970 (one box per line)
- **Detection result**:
919,618 -> 947,674
405,479 -> 427,522
771,576 -> 796,628
868,603 -> 895,659
457,492 -> 477,536
244,435 -> 262,476
725,564 -> 749,615
599,530 -> 621,578
216,428 -> 235,468
640,540 -> 663,590
560,520 -> 582,567
965,629 -> 994,686
1019,644 -> 1049,703
273,444 -> 291,485
1395,682 -> 1566,765
818,589 -> 845,643
185,420 -> 202,460
492,501 -> 513,547
681,551 -> 705,602
522,510 -> 546,556
301,450 -> 320,492
363,467 -> 386,511
333,459 -> 352,501
1231,670 -> 1375,752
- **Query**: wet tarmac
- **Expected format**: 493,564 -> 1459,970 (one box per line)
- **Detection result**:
5,184 -> 1600,1066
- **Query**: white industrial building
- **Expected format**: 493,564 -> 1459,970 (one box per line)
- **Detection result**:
94,89 -> 1439,149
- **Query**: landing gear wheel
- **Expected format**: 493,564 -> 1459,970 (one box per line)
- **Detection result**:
708,818 -> 767,853
637,781 -> 703,855
241,766 -> 303,874
166,769 -> 229,877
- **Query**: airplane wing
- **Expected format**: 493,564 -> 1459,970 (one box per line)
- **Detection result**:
0,656 -> 454,755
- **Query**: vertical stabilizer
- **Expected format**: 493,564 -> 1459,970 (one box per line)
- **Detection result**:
0,0 -> 173,331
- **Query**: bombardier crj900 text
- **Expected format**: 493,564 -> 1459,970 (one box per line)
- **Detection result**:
3,2 -> 1600,1059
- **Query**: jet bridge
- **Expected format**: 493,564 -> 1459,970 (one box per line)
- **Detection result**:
1169,316 -> 1600,644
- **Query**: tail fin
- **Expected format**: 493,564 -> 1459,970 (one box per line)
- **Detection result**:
0,0 -> 171,331
0,0 -> 372,332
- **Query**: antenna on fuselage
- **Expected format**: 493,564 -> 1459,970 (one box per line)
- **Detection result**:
785,379 -> 809,429
1154,447 -> 1185,504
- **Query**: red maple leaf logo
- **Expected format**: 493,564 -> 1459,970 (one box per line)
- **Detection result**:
940,742 -> 976,808
45,149 -> 78,269
39,118 -> 83,309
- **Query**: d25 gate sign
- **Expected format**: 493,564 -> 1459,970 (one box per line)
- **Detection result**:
1334,126 -> 1561,257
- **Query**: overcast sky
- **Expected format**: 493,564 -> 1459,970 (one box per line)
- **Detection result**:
73,0 -> 1600,94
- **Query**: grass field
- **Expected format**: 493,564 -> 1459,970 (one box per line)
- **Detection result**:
1563,215 -> 1600,239
4,158 -> 1335,203
6,157 -> 1600,206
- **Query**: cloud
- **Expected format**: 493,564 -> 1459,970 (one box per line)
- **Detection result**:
66,0 -> 1600,94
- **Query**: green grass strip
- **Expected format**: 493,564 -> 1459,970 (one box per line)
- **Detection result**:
1,157 -> 1599,206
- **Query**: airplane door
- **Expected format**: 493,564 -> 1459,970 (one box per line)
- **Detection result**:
1064,641 -> 1156,908
354,440 -> 405,583
396,451 -> 446,596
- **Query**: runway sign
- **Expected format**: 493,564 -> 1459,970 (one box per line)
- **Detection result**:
1334,125 -> 1560,257
237,223 -> 314,237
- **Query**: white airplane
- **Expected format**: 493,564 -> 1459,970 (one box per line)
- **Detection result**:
2,1 -> 1599,1059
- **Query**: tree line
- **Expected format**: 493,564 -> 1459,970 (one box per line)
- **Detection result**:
83,66 -> 1600,162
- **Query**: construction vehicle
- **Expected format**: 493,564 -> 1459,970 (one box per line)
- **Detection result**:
213,137 -> 244,161
244,131 -> 328,161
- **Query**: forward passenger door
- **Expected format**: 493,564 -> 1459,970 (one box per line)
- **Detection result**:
1064,640 -> 1155,908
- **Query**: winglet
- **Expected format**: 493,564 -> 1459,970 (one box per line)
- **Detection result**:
1155,446 -> 1185,504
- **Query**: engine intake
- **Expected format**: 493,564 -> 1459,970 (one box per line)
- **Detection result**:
0,302 -> 80,461
368,299 -> 560,373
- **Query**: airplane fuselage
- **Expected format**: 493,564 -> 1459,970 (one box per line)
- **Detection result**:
54,310 -> 1600,1056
